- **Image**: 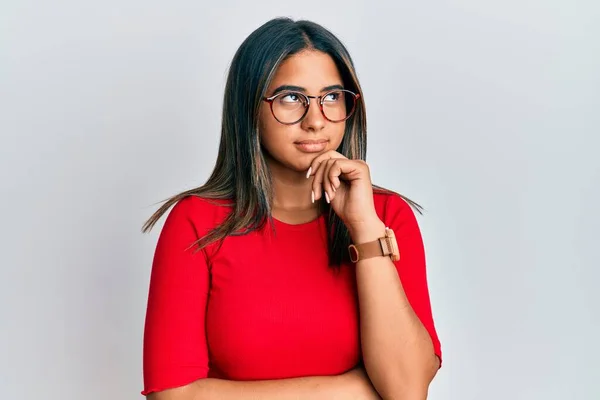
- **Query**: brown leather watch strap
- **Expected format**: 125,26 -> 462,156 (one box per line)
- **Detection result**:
349,240 -> 384,263
348,227 -> 400,263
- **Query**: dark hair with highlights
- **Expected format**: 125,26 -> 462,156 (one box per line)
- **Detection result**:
142,17 -> 422,265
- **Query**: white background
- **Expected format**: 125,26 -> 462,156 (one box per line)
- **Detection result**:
1,0 -> 599,398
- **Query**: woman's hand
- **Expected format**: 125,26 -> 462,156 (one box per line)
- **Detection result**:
307,150 -> 385,241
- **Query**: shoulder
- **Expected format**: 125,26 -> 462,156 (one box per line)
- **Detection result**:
373,188 -> 422,232
165,195 -> 233,236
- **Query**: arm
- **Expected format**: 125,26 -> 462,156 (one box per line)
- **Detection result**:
142,198 -> 380,400
306,153 -> 442,399
148,366 -> 381,400
349,196 -> 441,400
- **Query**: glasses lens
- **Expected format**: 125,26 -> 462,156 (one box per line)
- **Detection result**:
322,90 -> 356,122
270,90 -> 358,124
272,92 -> 308,124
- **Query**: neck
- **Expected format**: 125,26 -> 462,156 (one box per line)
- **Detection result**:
265,155 -> 319,214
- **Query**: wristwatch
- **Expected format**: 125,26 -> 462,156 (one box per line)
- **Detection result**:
348,227 -> 400,263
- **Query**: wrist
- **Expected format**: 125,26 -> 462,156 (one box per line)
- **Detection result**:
348,218 -> 386,244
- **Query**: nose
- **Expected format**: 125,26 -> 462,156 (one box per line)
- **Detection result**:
300,98 -> 326,132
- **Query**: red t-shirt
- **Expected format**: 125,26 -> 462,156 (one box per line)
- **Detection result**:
142,192 -> 442,395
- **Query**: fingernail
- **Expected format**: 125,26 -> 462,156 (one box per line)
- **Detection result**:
332,185 -> 337,193
306,167 -> 312,179
311,190 -> 315,204
325,192 -> 330,204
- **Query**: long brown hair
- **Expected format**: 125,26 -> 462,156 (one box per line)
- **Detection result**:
142,17 -> 423,265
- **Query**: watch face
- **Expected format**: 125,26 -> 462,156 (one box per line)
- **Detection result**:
385,228 -> 400,261
348,245 -> 359,263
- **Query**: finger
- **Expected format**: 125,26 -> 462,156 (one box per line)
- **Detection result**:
329,158 -> 369,183
329,162 -> 342,193
322,158 -> 337,203
311,157 -> 328,202
312,158 -> 338,202
306,150 -> 346,179
308,151 -> 344,202
326,160 -> 343,203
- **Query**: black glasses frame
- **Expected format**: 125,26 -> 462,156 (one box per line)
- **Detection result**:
262,89 -> 361,125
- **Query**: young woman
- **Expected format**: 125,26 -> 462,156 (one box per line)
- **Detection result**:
141,17 -> 442,399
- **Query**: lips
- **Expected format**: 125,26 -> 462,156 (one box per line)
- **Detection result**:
295,139 -> 328,145
294,139 -> 329,153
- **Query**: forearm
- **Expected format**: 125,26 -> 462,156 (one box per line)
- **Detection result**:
194,375 -> 348,400
148,367 -> 380,400
350,221 -> 437,399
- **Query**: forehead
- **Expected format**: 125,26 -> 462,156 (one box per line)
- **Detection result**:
268,50 -> 343,91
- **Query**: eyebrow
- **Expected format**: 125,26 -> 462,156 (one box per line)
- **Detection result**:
271,84 -> 344,95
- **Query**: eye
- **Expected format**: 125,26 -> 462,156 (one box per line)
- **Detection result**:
279,92 -> 303,104
323,91 -> 341,102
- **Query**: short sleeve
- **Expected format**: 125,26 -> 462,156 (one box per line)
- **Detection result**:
142,197 -> 211,395
383,194 -> 442,366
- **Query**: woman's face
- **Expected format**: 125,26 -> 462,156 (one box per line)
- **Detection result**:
259,50 -> 346,174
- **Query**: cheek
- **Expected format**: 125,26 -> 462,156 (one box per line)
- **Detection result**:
330,123 -> 346,150
259,108 -> 287,153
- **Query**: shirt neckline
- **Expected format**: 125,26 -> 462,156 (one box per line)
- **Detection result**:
271,214 -> 325,231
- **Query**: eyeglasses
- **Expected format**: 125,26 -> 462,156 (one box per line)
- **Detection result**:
262,89 -> 361,125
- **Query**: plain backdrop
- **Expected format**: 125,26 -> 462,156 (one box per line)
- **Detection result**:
1,1 -> 599,399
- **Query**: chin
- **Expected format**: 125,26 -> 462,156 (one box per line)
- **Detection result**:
287,160 -> 312,174
264,152 -> 307,174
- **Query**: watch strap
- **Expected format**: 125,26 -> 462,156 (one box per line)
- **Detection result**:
348,227 -> 400,263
